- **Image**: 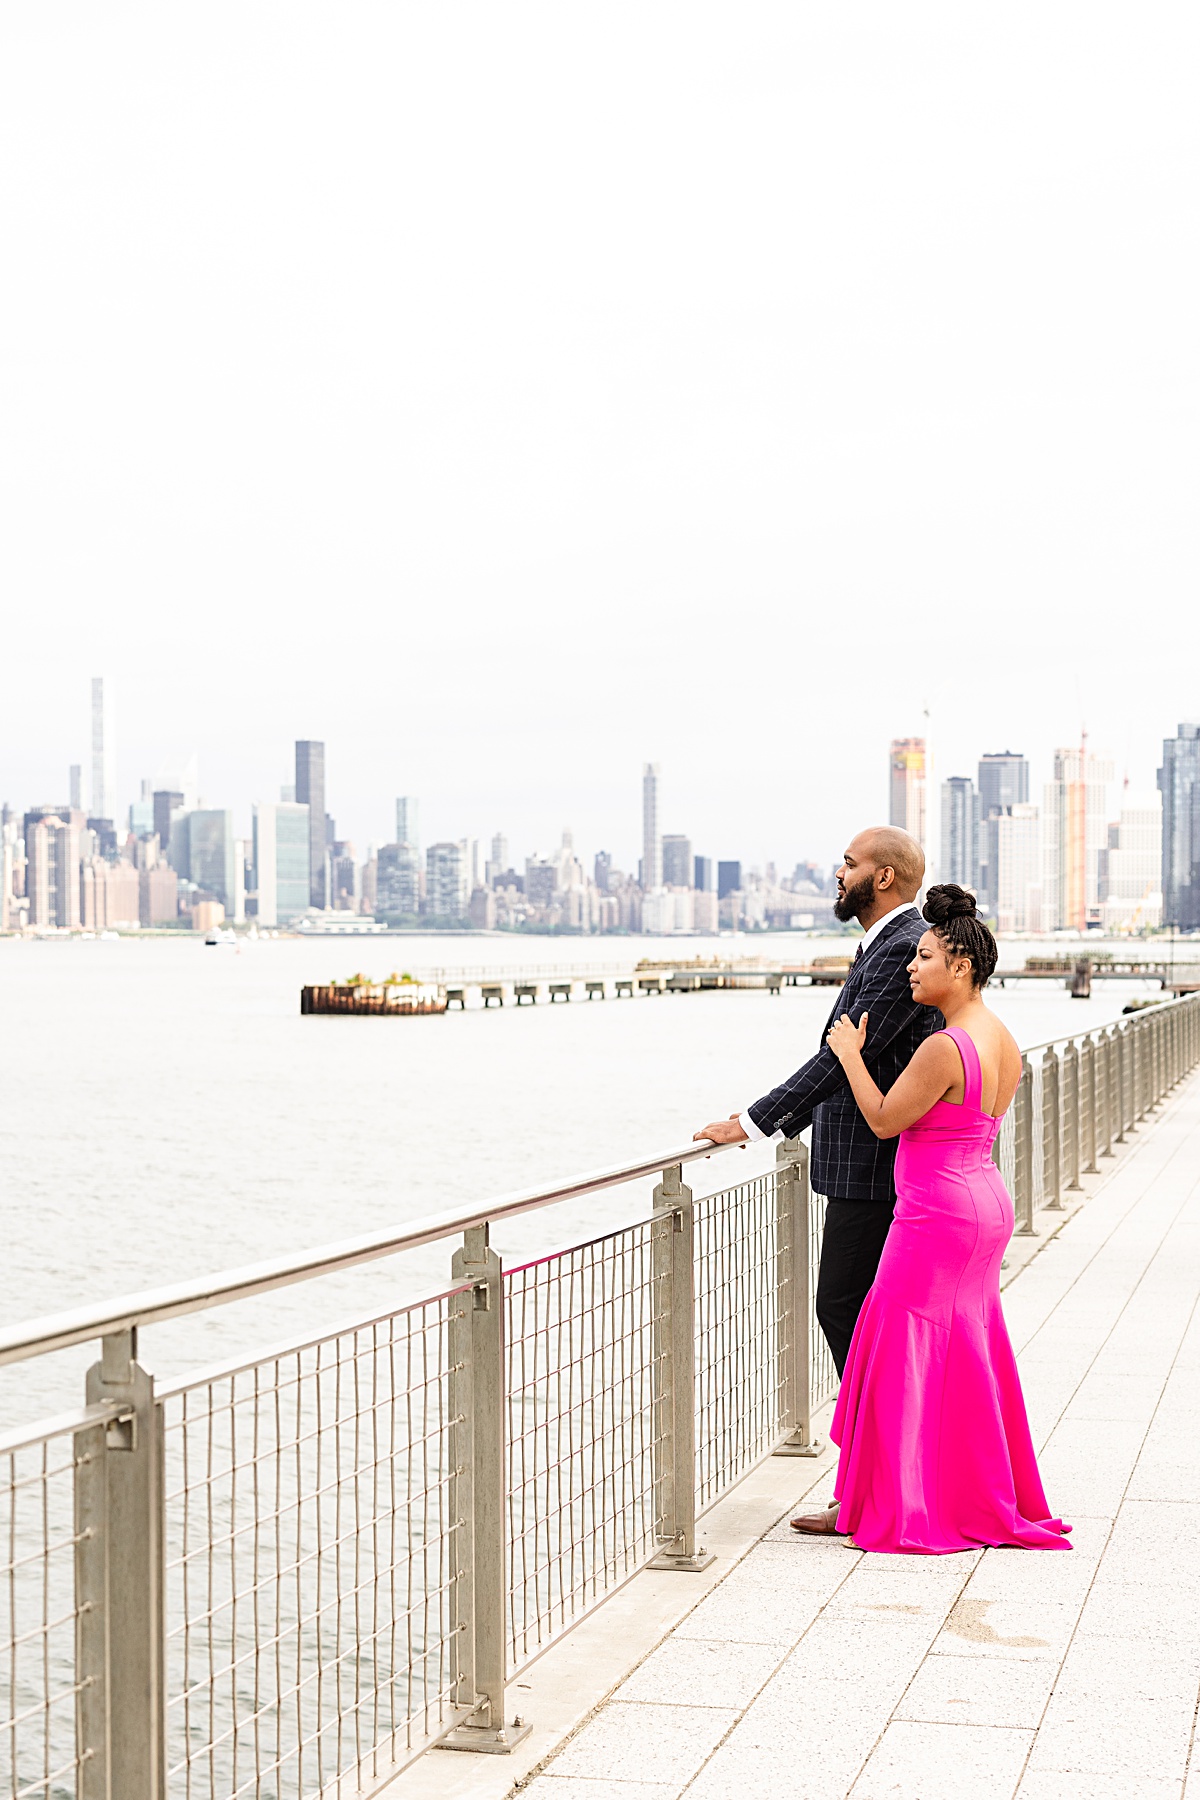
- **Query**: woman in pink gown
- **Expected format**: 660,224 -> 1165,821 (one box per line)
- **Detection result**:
818,884 -> 1071,1555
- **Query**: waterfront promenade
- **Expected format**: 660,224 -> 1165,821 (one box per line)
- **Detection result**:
402,1065 -> 1200,1800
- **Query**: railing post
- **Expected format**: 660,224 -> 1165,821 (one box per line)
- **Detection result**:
649,1164 -> 713,1571
773,1137 -> 821,1456
1081,1036 -> 1099,1175
443,1223 -> 530,1754
1062,1039 -> 1082,1189
74,1329 -> 166,1800
1013,1058 -> 1037,1235
1166,1007 -> 1175,1091
1042,1048 -> 1062,1210
1135,1019 -> 1148,1122
1098,1028 -> 1115,1158
1115,1029 -> 1129,1137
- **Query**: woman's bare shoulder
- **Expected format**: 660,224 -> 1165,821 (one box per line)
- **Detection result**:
983,1010 -> 1022,1069
909,1030 -> 962,1072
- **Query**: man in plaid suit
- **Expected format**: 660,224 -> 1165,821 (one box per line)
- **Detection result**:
696,826 -> 939,1376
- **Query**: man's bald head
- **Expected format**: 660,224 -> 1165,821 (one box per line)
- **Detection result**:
854,827 -> 925,901
835,827 -> 925,926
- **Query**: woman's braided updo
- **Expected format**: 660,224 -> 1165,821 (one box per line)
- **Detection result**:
921,885 -> 998,989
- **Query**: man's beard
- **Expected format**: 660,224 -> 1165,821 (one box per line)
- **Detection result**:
834,871 -> 875,923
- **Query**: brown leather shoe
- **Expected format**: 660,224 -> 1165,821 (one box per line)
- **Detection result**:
790,1501 -> 841,1535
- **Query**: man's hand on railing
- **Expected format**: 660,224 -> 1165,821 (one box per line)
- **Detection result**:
694,1113 -> 750,1147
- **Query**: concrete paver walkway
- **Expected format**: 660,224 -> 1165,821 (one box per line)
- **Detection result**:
521,1075 -> 1200,1800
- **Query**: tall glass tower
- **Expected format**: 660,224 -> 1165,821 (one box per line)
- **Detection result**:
395,796 -> 419,849
977,752 -> 1029,818
1159,724 -> 1200,929
889,739 -> 927,846
939,777 -> 979,889
90,677 -> 115,821
642,764 -> 661,891
294,740 -> 327,909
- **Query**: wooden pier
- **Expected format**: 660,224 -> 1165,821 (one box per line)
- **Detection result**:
302,952 -> 1200,1016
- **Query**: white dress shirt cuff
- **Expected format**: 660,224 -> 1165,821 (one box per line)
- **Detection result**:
739,1109 -> 778,1143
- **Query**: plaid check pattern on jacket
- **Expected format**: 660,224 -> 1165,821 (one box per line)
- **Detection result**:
747,907 -> 943,1201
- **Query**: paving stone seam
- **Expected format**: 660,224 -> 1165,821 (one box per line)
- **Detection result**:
637,1546 -> 870,1792
1008,1228 -> 1200,1794
1185,1673 -> 1200,1796
508,1444 -> 843,1793
668,1550 -> 984,1796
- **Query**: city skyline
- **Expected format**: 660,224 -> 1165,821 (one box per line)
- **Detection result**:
1,676 -> 1185,887
2,687 -> 1197,935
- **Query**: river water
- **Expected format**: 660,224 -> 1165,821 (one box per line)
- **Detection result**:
0,931 -> 1179,1423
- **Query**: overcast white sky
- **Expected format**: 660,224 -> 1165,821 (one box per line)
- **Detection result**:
1,5 -> 1197,872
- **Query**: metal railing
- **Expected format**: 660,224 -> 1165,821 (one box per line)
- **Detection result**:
2,993 -> 1199,1798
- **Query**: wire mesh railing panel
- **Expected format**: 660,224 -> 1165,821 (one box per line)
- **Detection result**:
995,1106 -> 1017,1197
161,1293 -> 464,1800
504,1217 -> 665,1669
808,1191 -> 839,1413
0,1420 -> 91,1800
1079,1038 -> 1097,1170
694,1174 -> 780,1509
1027,1056 -> 1046,1211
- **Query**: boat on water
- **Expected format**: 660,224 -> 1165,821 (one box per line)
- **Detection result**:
301,975 -> 447,1016
205,927 -> 238,946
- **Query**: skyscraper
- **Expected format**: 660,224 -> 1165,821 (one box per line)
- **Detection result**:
1101,792 -> 1163,931
939,778 -> 979,889
889,739 -> 926,846
662,834 -> 692,888
990,804 -> 1042,933
90,678 -> 115,822
69,765 -> 82,811
1043,743 -> 1113,930
376,843 -> 421,917
694,855 -> 716,893
151,792 -> 184,860
24,810 -> 82,929
294,741 -> 326,909
978,752 -> 1029,818
187,810 -> 236,909
717,861 -> 742,899
642,764 -> 661,891
254,801 -> 310,926
426,842 -> 468,920
975,752 -> 1030,908
1159,724 -> 1200,930
396,796 -> 419,850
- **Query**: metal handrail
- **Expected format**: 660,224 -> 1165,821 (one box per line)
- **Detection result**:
0,991 -> 1190,1368
0,1135 -> 733,1368
1019,991 -> 1176,1059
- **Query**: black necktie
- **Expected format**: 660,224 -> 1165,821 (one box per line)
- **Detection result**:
853,943 -> 863,963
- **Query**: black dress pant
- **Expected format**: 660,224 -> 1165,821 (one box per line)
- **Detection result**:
815,1196 -> 896,1377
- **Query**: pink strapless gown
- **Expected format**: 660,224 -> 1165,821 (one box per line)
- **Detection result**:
829,1027 -> 1072,1554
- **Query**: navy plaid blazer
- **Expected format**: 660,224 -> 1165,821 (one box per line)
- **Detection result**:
747,907 -> 943,1202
